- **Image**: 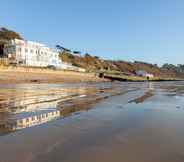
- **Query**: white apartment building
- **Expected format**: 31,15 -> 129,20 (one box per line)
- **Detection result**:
3,39 -> 62,67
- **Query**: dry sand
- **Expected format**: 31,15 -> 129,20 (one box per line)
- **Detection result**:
0,66 -> 106,83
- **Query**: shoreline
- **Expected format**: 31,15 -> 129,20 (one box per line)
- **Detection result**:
0,66 -> 183,84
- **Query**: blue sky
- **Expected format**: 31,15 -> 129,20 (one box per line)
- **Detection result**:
0,0 -> 184,65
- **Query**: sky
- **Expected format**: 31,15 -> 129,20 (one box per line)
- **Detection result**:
0,0 -> 184,65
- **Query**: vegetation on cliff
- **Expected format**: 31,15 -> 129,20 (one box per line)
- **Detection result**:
0,27 -> 22,56
59,51 -> 184,78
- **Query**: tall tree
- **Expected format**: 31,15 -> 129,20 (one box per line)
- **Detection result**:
0,27 -> 23,56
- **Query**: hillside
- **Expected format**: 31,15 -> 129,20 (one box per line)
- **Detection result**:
59,52 -> 184,78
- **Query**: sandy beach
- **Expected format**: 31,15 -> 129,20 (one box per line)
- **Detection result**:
0,66 -> 106,84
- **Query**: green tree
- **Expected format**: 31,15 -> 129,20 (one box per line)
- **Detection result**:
0,27 -> 22,56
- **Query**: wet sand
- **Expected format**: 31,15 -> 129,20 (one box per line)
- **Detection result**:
0,82 -> 184,162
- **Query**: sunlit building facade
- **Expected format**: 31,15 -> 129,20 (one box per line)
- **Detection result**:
3,39 -> 62,67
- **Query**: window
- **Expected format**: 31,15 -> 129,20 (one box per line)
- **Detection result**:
25,48 -> 28,53
12,46 -> 16,51
30,49 -> 34,53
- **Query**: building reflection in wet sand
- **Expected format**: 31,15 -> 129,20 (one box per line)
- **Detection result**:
0,83 -> 95,132
0,101 -> 61,131
5,110 -> 60,130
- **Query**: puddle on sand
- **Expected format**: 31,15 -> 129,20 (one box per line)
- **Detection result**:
0,82 -> 131,134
